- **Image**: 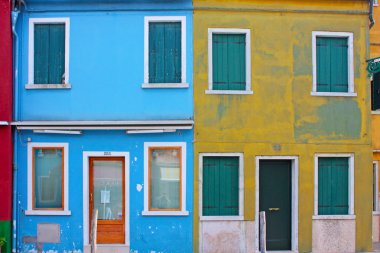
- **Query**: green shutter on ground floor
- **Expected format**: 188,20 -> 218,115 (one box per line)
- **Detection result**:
149,22 -> 181,83
318,157 -> 349,215
316,37 -> 348,92
34,24 -> 65,84
202,156 -> 239,216
212,34 -> 246,90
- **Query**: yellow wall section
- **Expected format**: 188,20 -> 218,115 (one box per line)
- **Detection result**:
193,1 -> 371,252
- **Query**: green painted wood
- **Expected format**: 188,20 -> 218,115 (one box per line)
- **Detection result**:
259,160 -> 291,251
149,22 -> 181,83
34,24 -> 65,84
202,156 -> 239,216
318,157 -> 349,215
316,37 -> 348,92
212,34 -> 245,90
373,72 -> 380,110
0,221 -> 11,253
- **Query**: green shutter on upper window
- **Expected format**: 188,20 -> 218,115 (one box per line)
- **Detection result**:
203,156 -> 239,216
318,157 -> 349,215
34,24 -> 65,84
316,37 -> 348,92
149,22 -> 181,83
212,34 -> 246,90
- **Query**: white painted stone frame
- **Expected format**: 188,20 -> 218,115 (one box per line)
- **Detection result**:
143,16 -> 188,88
26,142 -> 70,215
313,153 -> 355,219
142,142 -> 189,216
82,151 -> 130,247
199,153 -> 244,220
27,17 -> 71,89
374,161 -> 379,213
255,156 -> 299,253
206,28 -> 252,95
311,31 -> 356,97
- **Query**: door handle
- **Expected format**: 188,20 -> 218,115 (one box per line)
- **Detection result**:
269,208 -> 280,212
90,193 -> 93,202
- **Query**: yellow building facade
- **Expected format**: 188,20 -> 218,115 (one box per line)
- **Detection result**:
370,0 -> 380,246
193,1 -> 372,252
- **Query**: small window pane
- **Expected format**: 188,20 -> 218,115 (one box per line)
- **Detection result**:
34,148 -> 63,209
149,148 -> 181,210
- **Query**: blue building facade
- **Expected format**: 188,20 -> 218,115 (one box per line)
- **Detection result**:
13,1 -> 193,252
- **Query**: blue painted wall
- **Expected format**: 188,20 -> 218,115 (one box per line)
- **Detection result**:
16,1 -> 193,120
16,130 -> 193,253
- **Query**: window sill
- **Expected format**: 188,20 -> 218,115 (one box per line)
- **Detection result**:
372,111 -> 380,115
142,210 -> 189,216
141,83 -> 189,88
25,210 -> 71,216
26,84 -> 72,89
205,90 -> 253,95
373,211 -> 380,215
310,91 -> 357,97
312,215 -> 355,220
200,216 -> 244,221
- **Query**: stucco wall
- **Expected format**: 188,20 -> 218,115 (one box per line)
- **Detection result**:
17,7 -> 193,121
15,130 -> 194,253
193,1 -> 372,252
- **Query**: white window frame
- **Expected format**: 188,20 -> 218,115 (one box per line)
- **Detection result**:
311,31 -> 356,97
313,153 -> 355,220
199,153 -> 244,221
374,161 -> 379,213
142,142 -> 188,216
27,17 -> 71,89
143,16 -> 188,89
26,142 -> 70,215
206,28 -> 252,95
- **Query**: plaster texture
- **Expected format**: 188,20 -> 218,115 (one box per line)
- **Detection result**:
312,218 -> 355,253
373,214 -> 380,243
200,221 -> 255,253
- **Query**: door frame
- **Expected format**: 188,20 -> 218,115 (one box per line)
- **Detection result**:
83,151 -> 130,247
255,156 -> 299,253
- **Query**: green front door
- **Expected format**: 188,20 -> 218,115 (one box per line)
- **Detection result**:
259,160 -> 291,251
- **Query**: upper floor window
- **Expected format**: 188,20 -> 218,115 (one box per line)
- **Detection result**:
143,16 -> 188,88
374,0 -> 378,6
311,31 -> 355,97
27,18 -> 70,89
206,29 -> 252,95
26,142 -> 70,216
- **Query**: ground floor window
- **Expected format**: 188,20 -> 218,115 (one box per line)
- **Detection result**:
200,153 -> 244,219
314,154 -> 354,216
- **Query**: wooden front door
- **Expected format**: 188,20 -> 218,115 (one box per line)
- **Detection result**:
90,157 -> 125,244
259,160 -> 291,251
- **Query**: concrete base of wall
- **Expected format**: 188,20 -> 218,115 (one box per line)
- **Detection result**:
312,218 -> 355,253
84,244 -> 129,253
373,213 -> 380,243
199,220 -> 255,253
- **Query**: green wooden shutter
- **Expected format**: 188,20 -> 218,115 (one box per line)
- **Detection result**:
34,24 -> 65,84
149,22 -> 181,83
212,34 -> 246,90
203,156 -> 239,216
372,72 -> 380,110
318,157 -> 349,215
316,37 -> 348,92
